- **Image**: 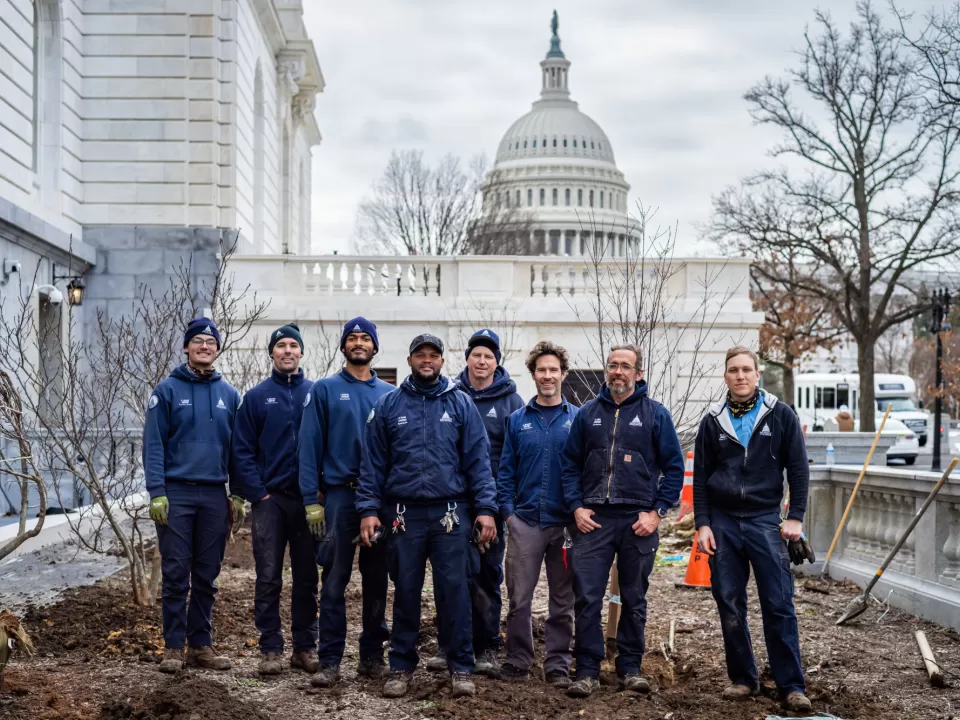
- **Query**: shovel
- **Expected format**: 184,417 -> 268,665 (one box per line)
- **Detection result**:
836,457 -> 957,626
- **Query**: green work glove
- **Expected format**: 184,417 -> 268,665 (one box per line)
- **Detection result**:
230,496 -> 246,527
150,496 -> 169,526
305,504 -> 326,537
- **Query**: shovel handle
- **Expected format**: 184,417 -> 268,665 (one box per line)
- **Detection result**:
862,457 -> 958,596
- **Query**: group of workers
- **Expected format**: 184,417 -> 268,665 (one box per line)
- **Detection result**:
142,316 -> 812,712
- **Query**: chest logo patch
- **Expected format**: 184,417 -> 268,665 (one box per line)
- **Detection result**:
486,407 -> 497,418
180,398 -> 191,406
629,415 -> 642,427
340,393 -> 350,401
217,398 -> 226,409
592,418 -> 602,426
624,454 -> 632,463
398,415 -> 408,426
440,411 -> 453,423
563,419 -> 572,429
266,397 -> 277,405
760,424 -> 771,436
521,422 -> 533,431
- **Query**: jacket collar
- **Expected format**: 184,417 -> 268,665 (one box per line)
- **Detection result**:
597,380 -> 648,407
456,365 -> 517,399
271,368 -> 305,386
708,390 -> 779,440
338,366 -> 380,386
525,395 -> 572,416
400,374 -> 456,397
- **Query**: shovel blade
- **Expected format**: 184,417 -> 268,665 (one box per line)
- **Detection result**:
836,594 -> 869,626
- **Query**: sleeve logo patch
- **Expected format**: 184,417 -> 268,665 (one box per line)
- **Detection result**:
303,393 -> 312,407
148,395 -> 159,410
367,408 -> 376,423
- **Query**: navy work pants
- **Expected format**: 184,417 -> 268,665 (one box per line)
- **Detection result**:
387,502 -> 474,673
316,486 -> 389,665
708,509 -> 805,696
251,491 -> 319,654
156,481 -> 229,649
571,512 -> 658,678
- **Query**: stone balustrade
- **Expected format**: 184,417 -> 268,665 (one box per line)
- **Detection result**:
805,465 -> 960,630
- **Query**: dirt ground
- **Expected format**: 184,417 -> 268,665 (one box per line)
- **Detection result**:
3,526 -> 960,720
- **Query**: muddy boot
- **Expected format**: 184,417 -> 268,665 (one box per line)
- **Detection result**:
158,648 -> 184,674
258,652 -> 283,676
357,657 -> 386,678
618,674 -> 650,693
783,691 -> 812,712
722,684 -> 758,701
185,645 -> 232,671
501,662 -> 529,681
451,672 -> 476,698
291,651 -> 319,674
425,652 -> 447,672
310,663 -> 341,688
474,649 -> 500,679
545,669 -> 570,688
382,670 -> 413,698
566,676 -> 600,698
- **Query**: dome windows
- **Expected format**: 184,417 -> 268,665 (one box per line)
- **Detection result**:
516,189 -> 521,206
553,137 -> 557,148
539,188 -> 545,205
532,139 -> 536,148
523,140 -> 528,148
589,190 -> 594,207
563,138 -> 568,148
565,188 -> 570,206
573,139 -> 577,148
527,188 -> 533,206
577,189 -> 583,206
590,141 -> 595,149
600,191 -> 604,208
552,188 -> 558,206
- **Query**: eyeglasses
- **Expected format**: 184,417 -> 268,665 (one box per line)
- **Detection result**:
605,363 -> 636,373
189,338 -> 219,348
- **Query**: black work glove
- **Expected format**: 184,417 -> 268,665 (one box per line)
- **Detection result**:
787,535 -> 816,566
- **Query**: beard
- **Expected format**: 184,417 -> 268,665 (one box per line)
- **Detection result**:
413,366 -> 441,383
609,379 -> 635,395
344,348 -> 372,366
538,383 -> 559,397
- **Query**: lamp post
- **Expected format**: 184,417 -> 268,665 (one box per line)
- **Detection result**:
931,288 -> 951,472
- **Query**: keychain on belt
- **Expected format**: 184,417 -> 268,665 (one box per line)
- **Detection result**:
440,502 -> 460,533
392,504 -> 407,534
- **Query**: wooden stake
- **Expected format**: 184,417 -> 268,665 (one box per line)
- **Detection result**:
605,565 -> 620,641
668,619 -> 676,654
915,631 -> 947,688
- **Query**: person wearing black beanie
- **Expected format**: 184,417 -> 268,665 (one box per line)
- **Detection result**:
268,323 -> 305,356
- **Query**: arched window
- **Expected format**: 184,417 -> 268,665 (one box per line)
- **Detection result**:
253,61 -> 265,251
590,141 -> 595,149
563,138 -> 567,147
552,137 -> 557,147
527,188 -> 533,206
600,191 -> 604,208
577,188 -> 583,206
589,190 -> 594,207
573,139 -> 577,148
516,189 -> 521,206
532,139 -> 536,148
552,188 -> 558,206
33,0 -> 63,210
539,188 -> 545,205
524,140 -> 528,148
565,188 -> 570,206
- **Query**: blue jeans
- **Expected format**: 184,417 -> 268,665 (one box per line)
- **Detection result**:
251,492 -> 319,653
708,509 -> 805,696
571,512 -> 658,678
156,481 -> 229,648
386,502 -> 474,673
316,487 -> 389,665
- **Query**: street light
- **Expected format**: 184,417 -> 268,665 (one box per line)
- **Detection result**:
53,271 -> 85,306
931,288 -> 951,472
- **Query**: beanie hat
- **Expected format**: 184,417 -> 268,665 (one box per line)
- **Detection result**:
466,328 -> 501,365
268,323 -> 304,355
340,317 -> 379,352
183,318 -> 221,350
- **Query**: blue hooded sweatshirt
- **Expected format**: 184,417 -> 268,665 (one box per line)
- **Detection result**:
456,366 -> 524,479
142,364 -> 241,499
230,368 -> 313,502
298,367 -> 395,505
356,374 -> 497,518
560,381 -> 684,515
498,397 -> 578,527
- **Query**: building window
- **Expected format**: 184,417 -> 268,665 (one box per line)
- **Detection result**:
553,137 -> 557,147
563,138 -> 567,147
565,188 -> 570,206
552,188 -> 558,205
516,189 -> 521,206
527,188 -> 533,206
573,139 -> 577,148
589,190 -> 594,207
578,189 -> 583,206
590,141 -> 595,149
532,139 -> 536,148
524,140 -> 528,148
600,191 -> 604,208
599,143 -> 603,151
543,136 -> 547,147
540,188 -> 545,205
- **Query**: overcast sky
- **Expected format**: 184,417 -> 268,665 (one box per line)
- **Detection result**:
301,0 -> 933,255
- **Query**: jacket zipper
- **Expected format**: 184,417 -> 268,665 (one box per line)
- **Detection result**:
605,408 -> 621,500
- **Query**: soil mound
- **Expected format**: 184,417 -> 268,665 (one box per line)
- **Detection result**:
100,678 -> 267,720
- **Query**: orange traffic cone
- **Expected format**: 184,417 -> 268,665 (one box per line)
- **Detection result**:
676,529 -> 712,589
677,451 -> 694,521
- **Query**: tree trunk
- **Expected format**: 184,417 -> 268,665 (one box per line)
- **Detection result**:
858,337 -> 877,432
782,352 -> 796,407
148,544 -> 162,605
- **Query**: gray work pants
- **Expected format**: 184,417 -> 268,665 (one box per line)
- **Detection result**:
504,516 -> 574,674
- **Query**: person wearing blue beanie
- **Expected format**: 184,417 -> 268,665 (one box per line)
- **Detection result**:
465,329 -> 501,365
183,317 -> 222,350
340,317 -> 379,353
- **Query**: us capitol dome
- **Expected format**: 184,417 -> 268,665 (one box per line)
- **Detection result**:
482,12 -> 636,257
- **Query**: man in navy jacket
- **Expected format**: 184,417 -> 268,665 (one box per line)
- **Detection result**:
425,329 -> 522,678
358,334 -> 498,700
230,323 -> 318,677
297,317 -> 394,688
498,341 -> 577,686
560,344 -> 684,698
143,318 -> 240,674
693,346 -> 811,713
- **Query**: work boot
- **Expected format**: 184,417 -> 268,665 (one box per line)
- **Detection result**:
158,648 -> 184,674
291,651 -> 319,674
545,669 -> 571,688
618,674 -> 651,693
357,657 -> 387,678
258,652 -> 283,676
425,652 -> 447,672
310,663 -> 341,688
566,676 -> 600,698
185,645 -> 232,671
722,684 -> 758,701
501,662 -> 529,681
474,649 -> 501,679
382,670 -> 413,698
451,672 -> 476,698
784,691 -> 813,712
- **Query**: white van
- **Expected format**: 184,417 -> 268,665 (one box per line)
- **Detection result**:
792,372 -> 925,464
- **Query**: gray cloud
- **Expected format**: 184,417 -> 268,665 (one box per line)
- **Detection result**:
304,0 -> 933,254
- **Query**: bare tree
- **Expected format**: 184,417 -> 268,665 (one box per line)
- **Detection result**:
709,2 -> 960,431
568,205 -> 744,443
444,297 -> 524,378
